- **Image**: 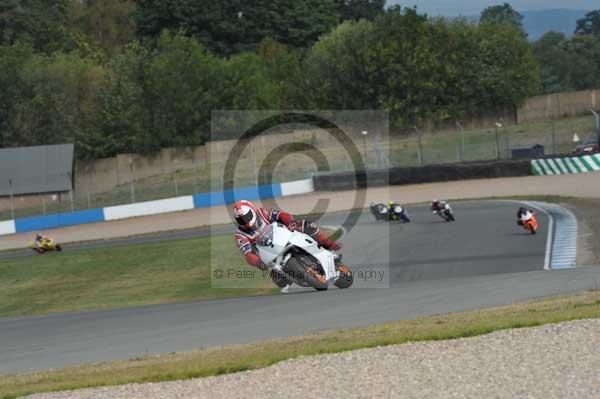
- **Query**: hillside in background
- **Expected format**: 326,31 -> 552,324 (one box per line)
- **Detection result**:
522,9 -> 589,39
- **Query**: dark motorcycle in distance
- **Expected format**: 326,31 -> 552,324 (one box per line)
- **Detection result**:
370,203 -> 411,223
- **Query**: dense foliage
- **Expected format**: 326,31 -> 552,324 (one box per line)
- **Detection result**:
0,1 -> 597,159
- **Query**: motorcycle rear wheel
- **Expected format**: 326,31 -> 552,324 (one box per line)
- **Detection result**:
286,257 -> 328,291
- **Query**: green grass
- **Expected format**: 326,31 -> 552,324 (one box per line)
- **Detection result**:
1,289 -> 599,399
0,227 -> 341,317
0,235 -> 277,318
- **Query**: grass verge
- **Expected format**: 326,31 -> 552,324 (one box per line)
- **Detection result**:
2,289 -> 599,399
0,234 -> 277,317
0,228 -> 341,317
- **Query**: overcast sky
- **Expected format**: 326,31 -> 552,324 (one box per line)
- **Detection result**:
387,0 -> 597,16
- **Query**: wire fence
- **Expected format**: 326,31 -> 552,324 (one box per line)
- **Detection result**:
1,114 -> 598,221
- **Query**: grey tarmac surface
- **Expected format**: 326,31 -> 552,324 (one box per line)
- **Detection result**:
2,201 -> 599,375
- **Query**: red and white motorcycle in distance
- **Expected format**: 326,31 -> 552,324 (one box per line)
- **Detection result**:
256,222 -> 353,291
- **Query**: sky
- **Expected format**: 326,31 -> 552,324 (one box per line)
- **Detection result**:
387,0 -> 597,16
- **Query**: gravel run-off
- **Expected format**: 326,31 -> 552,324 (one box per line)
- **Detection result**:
25,318 -> 600,399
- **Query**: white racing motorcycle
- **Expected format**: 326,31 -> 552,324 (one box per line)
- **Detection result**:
256,222 -> 353,291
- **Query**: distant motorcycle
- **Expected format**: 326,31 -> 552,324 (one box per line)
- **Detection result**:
370,203 -> 410,223
28,237 -> 62,254
433,203 -> 455,222
519,213 -> 539,235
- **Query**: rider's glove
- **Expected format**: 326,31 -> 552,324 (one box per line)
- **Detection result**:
288,220 -> 300,232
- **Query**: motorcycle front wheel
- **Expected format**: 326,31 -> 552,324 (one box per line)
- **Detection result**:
286,256 -> 328,291
334,264 -> 353,289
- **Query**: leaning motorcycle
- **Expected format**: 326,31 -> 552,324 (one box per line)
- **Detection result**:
370,203 -> 410,223
522,215 -> 539,235
28,239 -> 62,254
256,222 -> 353,290
434,204 -> 455,222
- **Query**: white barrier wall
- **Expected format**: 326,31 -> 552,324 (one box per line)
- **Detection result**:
0,179 -> 316,236
280,179 -> 315,197
103,196 -> 195,221
0,220 -> 16,236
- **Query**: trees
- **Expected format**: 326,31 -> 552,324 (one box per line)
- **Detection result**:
533,31 -> 570,93
0,0 -> 74,52
135,0 -> 339,56
575,10 -> 600,36
339,0 -> 386,22
559,35 -> 600,90
0,2 -> 556,159
533,28 -> 600,93
12,52 -> 105,149
70,0 -> 137,55
472,23 -> 539,108
0,43 -> 33,147
480,3 -> 524,31
306,19 -> 377,109
306,6 -> 539,128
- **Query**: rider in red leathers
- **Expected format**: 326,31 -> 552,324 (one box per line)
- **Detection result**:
233,200 -> 342,287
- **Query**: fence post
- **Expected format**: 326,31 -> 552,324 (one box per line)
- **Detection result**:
129,156 -> 135,203
413,127 -> 424,165
501,118 -> 510,159
68,172 -> 75,212
174,176 -> 179,197
252,144 -> 258,183
9,179 -> 15,220
494,124 -> 500,160
361,131 -> 369,169
551,121 -> 557,155
192,151 -> 199,193
87,191 -> 91,209
42,195 -> 46,215
456,121 -> 465,161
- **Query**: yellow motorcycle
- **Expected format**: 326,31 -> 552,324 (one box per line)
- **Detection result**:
28,237 -> 63,254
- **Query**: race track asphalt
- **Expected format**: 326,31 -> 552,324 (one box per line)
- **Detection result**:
2,200 -> 600,375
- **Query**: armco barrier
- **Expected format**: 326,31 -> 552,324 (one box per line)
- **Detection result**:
0,179 -> 315,236
532,154 -> 600,175
314,160 -> 531,191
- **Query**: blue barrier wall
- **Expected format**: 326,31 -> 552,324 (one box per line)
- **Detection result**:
193,184 -> 282,208
15,208 -> 105,233
3,180 -> 314,236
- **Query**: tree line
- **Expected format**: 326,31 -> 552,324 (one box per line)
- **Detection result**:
0,1 -> 598,159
